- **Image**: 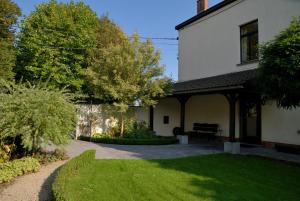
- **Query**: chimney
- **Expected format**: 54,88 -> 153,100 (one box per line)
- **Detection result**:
197,0 -> 208,14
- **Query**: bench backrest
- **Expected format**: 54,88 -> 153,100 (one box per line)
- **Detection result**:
193,123 -> 219,133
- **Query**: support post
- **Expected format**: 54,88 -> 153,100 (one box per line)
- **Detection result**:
225,93 -> 239,142
149,106 -> 154,131
177,96 -> 191,135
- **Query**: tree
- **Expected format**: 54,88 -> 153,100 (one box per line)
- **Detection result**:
15,0 -> 98,95
259,17 -> 300,109
0,80 -> 76,153
83,16 -> 128,96
87,34 -> 172,135
0,0 -> 21,80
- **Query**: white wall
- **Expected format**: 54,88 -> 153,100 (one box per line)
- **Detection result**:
262,102 -> 300,145
185,95 -> 240,138
135,107 -> 149,124
178,0 -> 300,82
153,98 -> 180,136
150,95 -> 240,138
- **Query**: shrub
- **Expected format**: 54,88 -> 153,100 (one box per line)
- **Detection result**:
52,150 -> 95,201
78,136 -> 178,145
0,144 -> 14,163
0,157 -> 40,183
34,148 -> 69,165
0,81 -> 76,154
123,120 -> 154,139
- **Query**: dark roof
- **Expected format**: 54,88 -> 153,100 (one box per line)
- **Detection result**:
175,0 -> 238,30
173,69 -> 257,95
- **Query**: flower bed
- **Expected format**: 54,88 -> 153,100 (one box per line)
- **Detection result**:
78,136 -> 178,145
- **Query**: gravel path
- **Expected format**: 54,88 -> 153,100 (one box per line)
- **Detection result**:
0,160 -> 66,201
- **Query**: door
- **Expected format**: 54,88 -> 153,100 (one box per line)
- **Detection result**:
240,95 -> 261,144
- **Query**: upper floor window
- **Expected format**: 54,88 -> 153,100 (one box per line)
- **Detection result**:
240,20 -> 258,63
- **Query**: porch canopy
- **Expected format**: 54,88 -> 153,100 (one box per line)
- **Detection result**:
171,69 -> 258,142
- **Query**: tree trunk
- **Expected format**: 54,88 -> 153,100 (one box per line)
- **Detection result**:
120,113 -> 124,137
32,131 -> 37,155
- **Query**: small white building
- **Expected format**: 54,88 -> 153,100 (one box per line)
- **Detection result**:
141,0 -> 300,148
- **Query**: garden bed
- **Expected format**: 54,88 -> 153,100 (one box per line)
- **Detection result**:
78,136 -> 178,145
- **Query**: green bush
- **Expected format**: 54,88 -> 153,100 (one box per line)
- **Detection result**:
78,136 -> 178,145
0,144 -> 14,163
52,150 -> 95,201
34,148 -> 69,165
123,120 -> 154,139
0,81 -> 76,153
0,157 -> 40,183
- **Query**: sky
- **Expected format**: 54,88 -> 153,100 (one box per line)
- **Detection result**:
15,0 -> 223,80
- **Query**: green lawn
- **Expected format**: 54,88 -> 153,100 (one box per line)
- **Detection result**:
59,154 -> 300,201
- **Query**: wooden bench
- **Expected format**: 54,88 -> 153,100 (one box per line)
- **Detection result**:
192,123 -> 220,141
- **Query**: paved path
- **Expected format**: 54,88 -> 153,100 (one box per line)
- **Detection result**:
65,140 -> 222,159
241,146 -> 300,164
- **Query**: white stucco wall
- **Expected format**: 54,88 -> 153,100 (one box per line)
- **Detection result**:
150,95 -> 240,138
262,102 -> 300,145
134,107 -> 149,124
76,104 -> 117,137
153,98 -> 180,136
178,0 -> 300,82
185,95 -> 240,138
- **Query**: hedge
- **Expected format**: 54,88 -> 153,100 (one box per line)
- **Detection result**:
52,150 -> 96,201
78,136 -> 179,145
0,157 -> 40,183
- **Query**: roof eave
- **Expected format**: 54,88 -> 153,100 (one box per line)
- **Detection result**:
175,0 -> 237,30
173,85 -> 244,96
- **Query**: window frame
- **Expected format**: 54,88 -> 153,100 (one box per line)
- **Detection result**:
163,116 -> 169,125
240,19 -> 259,64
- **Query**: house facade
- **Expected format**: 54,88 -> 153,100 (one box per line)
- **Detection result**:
138,0 -> 300,148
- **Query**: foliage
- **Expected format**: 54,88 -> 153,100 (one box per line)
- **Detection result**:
0,144 -> 14,163
0,81 -> 76,153
52,150 -> 95,201
78,135 -> 178,145
0,0 -> 21,80
87,34 -> 172,135
97,15 -> 128,50
0,157 -> 40,183
50,154 -> 300,201
259,17 -> 300,109
34,148 -> 69,165
15,0 -> 98,95
123,120 -> 153,139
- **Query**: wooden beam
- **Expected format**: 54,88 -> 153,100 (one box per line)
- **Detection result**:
177,96 -> 191,134
149,106 -> 154,131
224,93 -> 239,142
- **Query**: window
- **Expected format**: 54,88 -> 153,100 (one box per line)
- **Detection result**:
240,20 -> 258,63
163,116 -> 169,124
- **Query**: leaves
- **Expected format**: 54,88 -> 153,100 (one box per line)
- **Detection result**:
0,80 -> 76,152
15,0 -> 98,94
0,0 -> 21,81
259,17 -> 300,109
87,33 -> 172,110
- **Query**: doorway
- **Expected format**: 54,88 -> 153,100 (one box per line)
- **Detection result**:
240,94 -> 262,144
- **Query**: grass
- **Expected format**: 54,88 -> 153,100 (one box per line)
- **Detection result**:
78,135 -> 178,145
54,153 -> 300,201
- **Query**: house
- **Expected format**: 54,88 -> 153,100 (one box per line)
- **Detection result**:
137,0 -> 300,148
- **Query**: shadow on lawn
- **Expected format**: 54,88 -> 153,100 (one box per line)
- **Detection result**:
38,165 -> 63,201
149,154 -> 300,201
